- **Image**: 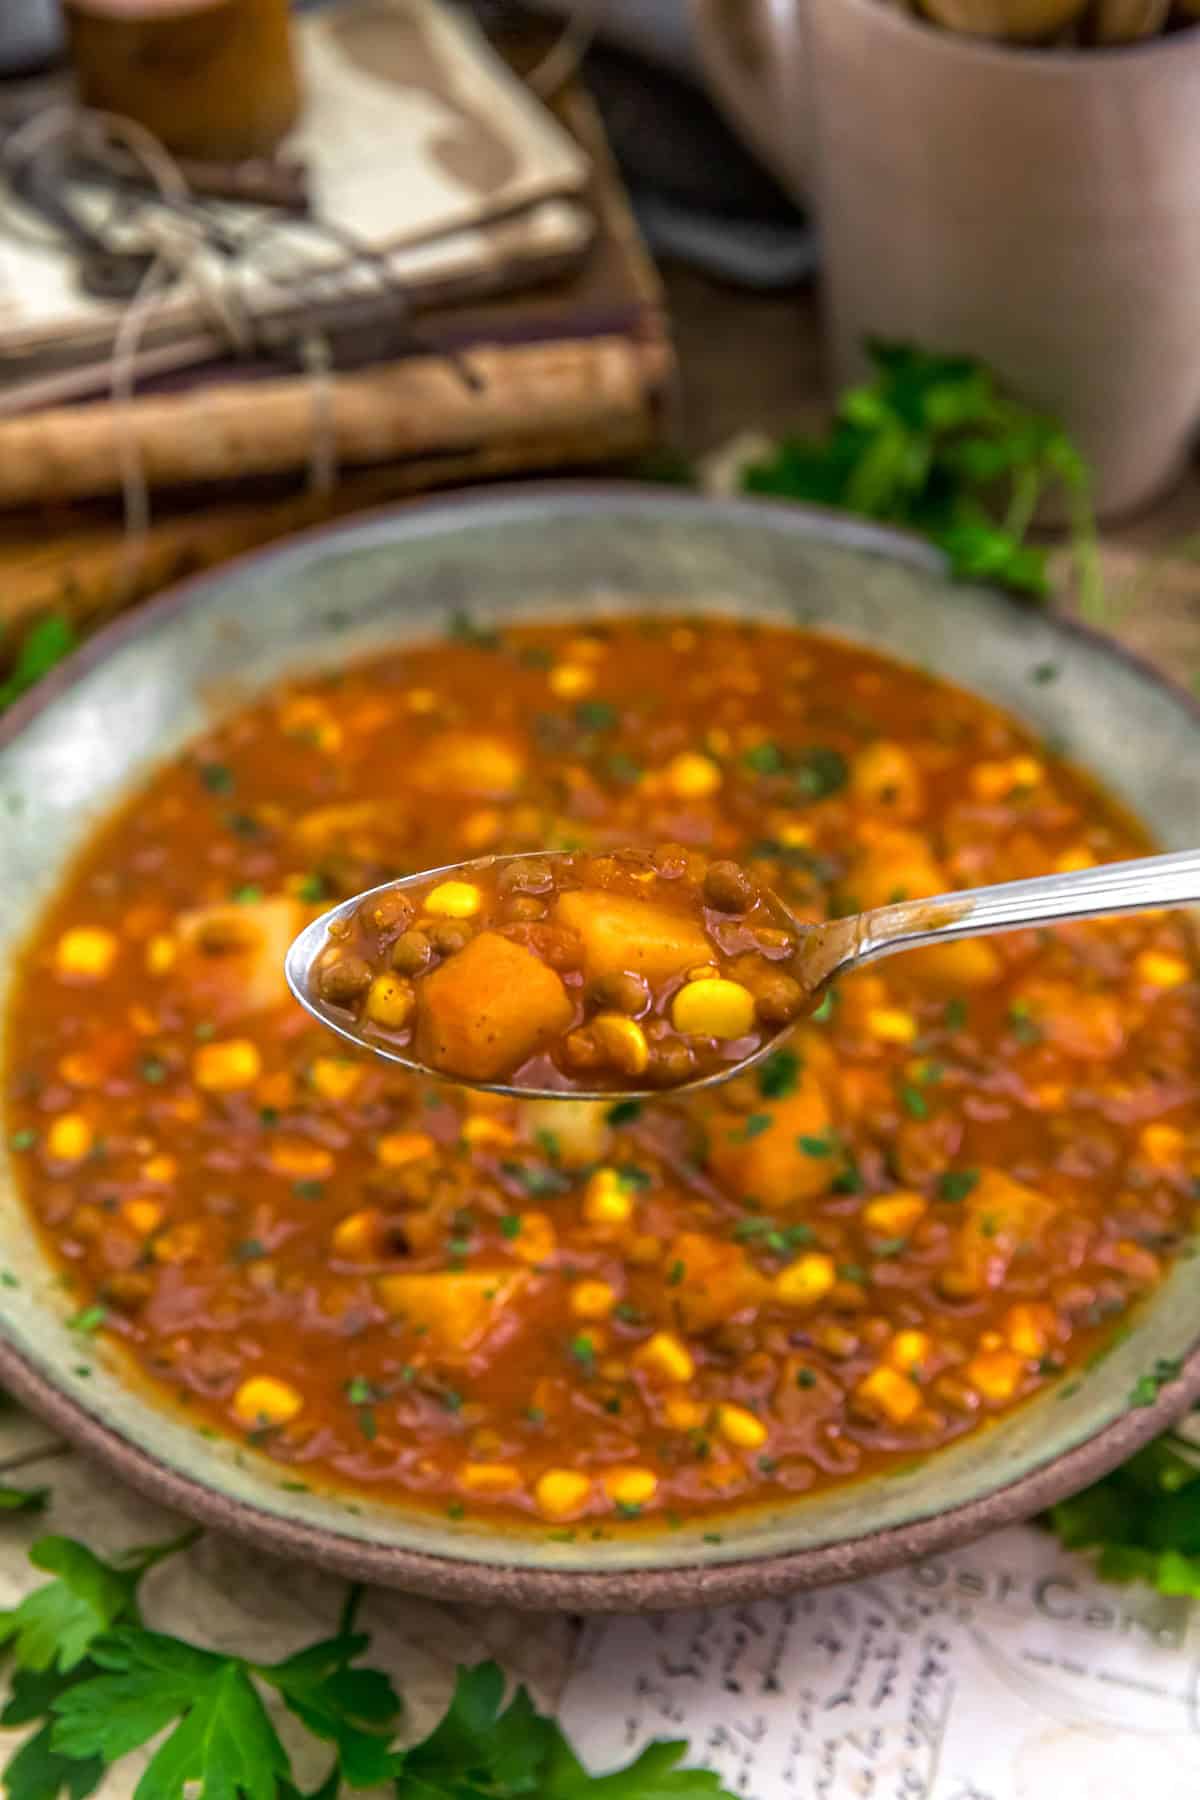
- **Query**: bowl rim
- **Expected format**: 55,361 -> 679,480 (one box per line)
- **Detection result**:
3,478 -> 1199,1613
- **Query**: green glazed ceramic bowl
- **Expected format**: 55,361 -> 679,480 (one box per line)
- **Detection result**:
2,485 -> 1198,1612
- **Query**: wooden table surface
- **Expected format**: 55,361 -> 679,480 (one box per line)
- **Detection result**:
4,255 -> 1200,674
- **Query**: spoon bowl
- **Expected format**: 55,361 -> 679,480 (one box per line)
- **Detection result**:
285,845 -> 1200,1100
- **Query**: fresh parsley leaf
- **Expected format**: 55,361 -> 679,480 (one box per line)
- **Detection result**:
0,617 -> 77,712
52,1629 -> 289,1800
742,342 -> 1099,607
1043,1426 -> 1200,1598
0,1485 -> 48,1514
575,700 -> 618,732
899,1084 -> 928,1120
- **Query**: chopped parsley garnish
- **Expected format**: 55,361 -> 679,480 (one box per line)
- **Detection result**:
796,1367 -> 817,1389
899,1084 -> 929,1120
139,1055 -> 168,1084
757,1048 -> 800,1098
233,1239 -> 266,1263
798,1133 -> 835,1157
8,1128 -> 36,1152
944,997 -> 968,1031
731,1112 -> 772,1142
68,1304 -> 106,1334
293,1179 -> 325,1202
575,699 -> 618,732
231,882 -> 263,905
500,1214 -> 522,1239
198,761 -> 234,794
606,1098 -> 642,1126
666,1259 -> 686,1286
569,1335 -> 596,1373
938,1168 -> 979,1203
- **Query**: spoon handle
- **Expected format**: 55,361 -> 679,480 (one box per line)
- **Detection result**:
852,846 -> 1200,971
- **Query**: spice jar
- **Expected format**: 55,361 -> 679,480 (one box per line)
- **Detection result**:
65,0 -> 301,162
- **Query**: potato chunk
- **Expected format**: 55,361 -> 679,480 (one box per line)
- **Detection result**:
708,1075 -> 835,1207
554,889 -> 710,986
665,1232 -> 768,1333
176,896 -> 301,1021
376,1269 -> 527,1356
412,731 -> 524,797
942,1168 -> 1055,1298
414,930 -> 573,1081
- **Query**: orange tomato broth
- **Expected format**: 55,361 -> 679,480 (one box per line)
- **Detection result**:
4,614 -> 1198,1533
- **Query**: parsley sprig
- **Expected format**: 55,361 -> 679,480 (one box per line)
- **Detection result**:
742,342 -> 1102,611
0,1525 -> 732,1798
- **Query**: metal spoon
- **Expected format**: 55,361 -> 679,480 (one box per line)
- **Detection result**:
284,846 -> 1200,1102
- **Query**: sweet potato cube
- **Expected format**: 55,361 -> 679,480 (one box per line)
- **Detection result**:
414,930 -> 573,1081
553,889 -> 710,985
708,1077 -> 835,1207
376,1268 -> 527,1356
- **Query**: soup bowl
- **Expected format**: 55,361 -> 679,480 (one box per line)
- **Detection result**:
1,484 -> 1198,1611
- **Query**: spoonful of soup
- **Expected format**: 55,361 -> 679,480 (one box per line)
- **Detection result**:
284,844 -> 1200,1099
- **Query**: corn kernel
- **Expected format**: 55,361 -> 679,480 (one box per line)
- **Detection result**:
866,1007 -> 918,1045
46,1114 -> 92,1164
364,974 -> 415,1029
331,1209 -> 382,1260
888,1329 -> 932,1373
863,1192 -> 928,1236
422,881 -> 483,919
280,696 -> 341,752
462,1115 -> 516,1149
122,1198 -> 164,1236
1004,1302 -> 1056,1359
664,752 -> 722,799
591,1013 -> 649,1076
376,1131 -> 434,1169
194,1038 -> 261,1092
855,1365 -> 923,1424
145,934 -> 177,976
142,1154 -> 177,1185
1136,950 -> 1190,990
663,1394 -> 708,1430
535,1468 -> 591,1520
583,1167 -> 634,1226
232,1375 -> 303,1429
1055,846 -> 1095,873
774,1253 -> 836,1308
775,818 -> 813,849
267,1139 -> 334,1180
604,1466 -> 658,1507
310,1057 -> 362,1103
55,927 -> 118,981
969,757 -> 1043,802
509,1210 -> 557,1265
1140,1122 -> 1185,1169
716,1403 -> 768,1450
635,1331 -> 695,1384
570,1279 -> 617,1320
459,1462 -> 521,1495
548,662 -> 594,698
967,1349 -> 1025,1403
671,977 -> 756,1040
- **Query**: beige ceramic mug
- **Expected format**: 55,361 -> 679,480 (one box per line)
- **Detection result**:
693,0 -> 1200,518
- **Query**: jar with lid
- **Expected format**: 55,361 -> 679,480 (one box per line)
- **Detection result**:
65,0 -> 301,162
